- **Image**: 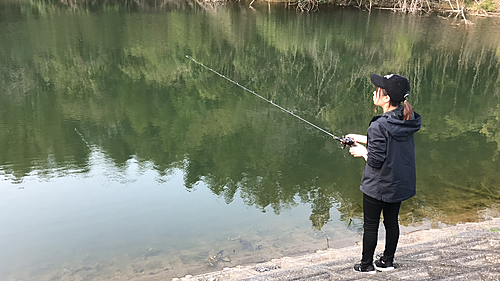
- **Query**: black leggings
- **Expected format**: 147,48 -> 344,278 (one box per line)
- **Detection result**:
361,193 -> 401,267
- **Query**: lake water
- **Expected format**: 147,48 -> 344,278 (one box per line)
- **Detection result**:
1,2 -> 500,280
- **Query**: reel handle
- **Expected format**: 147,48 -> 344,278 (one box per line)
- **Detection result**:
341,136 -> 356,149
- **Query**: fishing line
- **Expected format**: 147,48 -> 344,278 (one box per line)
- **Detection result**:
186,55 -> 351,146
75,128 -> 93,150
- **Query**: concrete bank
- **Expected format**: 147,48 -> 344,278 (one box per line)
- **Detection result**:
175,218 -> 500,281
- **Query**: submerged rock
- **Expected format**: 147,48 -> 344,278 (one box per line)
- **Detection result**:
143,247 -> 160,259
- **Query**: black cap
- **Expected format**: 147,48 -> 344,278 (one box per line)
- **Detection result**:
370,74 -> 410,103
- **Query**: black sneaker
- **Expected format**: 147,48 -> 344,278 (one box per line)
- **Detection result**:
374,258 -> 395,271
353,264 -> 376,274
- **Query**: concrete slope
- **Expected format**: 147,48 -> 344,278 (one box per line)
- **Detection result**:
175,218 -> 500,281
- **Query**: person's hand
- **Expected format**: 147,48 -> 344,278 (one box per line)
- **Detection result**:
346,134 -> 367,144
349,144 -> 368,161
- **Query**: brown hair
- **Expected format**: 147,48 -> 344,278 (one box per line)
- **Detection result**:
402,100 -> 414,121
390,97 -> 414,121
377,87 -> 414,121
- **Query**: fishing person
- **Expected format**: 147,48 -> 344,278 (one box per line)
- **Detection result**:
346,74 -> 421,274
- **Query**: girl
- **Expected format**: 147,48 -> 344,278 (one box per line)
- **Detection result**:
347,74 -> 421,273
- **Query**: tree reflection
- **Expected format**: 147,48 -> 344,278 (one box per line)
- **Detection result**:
1,4 -> 500,229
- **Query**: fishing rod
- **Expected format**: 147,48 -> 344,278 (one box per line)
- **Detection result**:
186,55 -> 355,149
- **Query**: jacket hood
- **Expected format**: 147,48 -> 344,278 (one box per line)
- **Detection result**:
371,106 -> 421,141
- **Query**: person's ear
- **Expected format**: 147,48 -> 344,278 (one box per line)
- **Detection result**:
382,94 -> 391,103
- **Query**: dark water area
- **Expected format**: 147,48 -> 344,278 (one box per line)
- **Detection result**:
1,2 -> 500,280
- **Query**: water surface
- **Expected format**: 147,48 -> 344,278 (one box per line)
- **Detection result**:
1,2 -> 500,280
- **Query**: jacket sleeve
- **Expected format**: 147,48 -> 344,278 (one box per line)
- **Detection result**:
366,122 -> 387,169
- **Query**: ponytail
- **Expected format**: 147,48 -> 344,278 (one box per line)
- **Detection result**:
378,87 -> 414,120
403,100 -> 414,121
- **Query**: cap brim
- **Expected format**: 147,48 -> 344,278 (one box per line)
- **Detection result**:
370,74 -> 385,88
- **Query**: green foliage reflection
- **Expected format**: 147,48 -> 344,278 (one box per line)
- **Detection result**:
1,4 -> 500,230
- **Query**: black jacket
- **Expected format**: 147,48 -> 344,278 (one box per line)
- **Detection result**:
360,106 -> 422,203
